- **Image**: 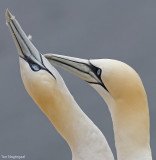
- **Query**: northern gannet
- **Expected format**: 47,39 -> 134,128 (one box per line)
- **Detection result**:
6,9 -> 114,160
44,54 -> 153,160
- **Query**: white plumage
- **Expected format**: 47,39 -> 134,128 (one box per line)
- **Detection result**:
6,9 -> 114,160
45,54 -> 153,160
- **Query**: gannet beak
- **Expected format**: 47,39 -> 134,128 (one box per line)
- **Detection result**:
6,9 -> 43,67
44,54 -> 108,91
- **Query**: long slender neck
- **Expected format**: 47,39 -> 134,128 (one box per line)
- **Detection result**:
31,84 -> 114,160
20,57 -> 114,160
111,101 -> 152,160
91,84 -> 152,160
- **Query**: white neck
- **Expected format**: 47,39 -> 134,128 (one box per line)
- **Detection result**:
91,84 -> 152,160
30,84 -> 114,160
112,102 -> 152,160
20,58 -> 114,160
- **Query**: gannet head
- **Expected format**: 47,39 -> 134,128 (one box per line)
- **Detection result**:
88,59 -> 147,105
6,9 -> 66,116
44,54 -> 147,107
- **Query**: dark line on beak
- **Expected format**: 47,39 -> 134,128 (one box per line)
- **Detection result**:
48,57 -> 91,75
87,81 -> 109,92
50,55 -> 91,67
11,20 -> 33,59
8,21 -> 24,57
9,20 -> 56,80
40,54 -> 56,80
48,57 -> 109,92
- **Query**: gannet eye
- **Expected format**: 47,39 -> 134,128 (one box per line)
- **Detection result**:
30,63 -> 41,71
97,68 -> 101,76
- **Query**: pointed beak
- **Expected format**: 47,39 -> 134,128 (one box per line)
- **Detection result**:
44,54 -> 108,91
6,9 -> 42,66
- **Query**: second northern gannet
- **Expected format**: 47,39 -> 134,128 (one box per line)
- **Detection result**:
45,54 -> 153,160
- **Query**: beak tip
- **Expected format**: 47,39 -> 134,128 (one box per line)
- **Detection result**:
5,9 -> 14,23
44,54 -> 51,59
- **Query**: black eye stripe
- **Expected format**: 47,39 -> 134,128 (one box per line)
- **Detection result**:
21,56 -> 56,79
88,62 -> 102,78
88,61 -> 109,92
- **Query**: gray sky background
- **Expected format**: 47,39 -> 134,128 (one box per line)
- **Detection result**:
0,1 -> 156,159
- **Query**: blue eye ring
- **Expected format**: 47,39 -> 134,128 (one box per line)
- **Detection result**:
30,63 -> 41,71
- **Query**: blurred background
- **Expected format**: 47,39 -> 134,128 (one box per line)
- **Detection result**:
0,0 -> 156,159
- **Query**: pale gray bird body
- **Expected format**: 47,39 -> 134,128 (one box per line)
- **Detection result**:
6,9 -> 114,160
45,54 -> 152,160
